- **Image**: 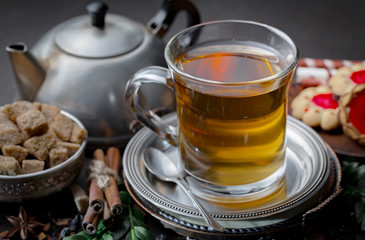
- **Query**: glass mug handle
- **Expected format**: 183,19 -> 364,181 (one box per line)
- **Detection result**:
125,66 -> 178,146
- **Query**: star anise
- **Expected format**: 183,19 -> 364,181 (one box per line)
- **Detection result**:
5,206 -> 45,240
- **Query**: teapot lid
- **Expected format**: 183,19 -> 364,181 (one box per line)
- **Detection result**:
54,2 -> 144,58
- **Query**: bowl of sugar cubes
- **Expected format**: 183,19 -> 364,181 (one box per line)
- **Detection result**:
0,101 -> 87,201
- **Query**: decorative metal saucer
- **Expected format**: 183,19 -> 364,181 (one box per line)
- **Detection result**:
123,113 -> 341,238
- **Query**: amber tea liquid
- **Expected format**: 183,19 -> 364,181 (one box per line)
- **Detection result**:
174,42 -> 291,186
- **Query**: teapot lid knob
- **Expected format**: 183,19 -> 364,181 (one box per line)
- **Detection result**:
54,1 -> 144,58
87,2 -> 108,28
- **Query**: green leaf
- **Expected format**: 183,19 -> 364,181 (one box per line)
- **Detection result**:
63,232 -> 92,240
110,217 -> 130,240
94,219 -> 108,237
131,207 -> 146,227
355,200 -> 365,225
134,226 -> 153,240
101,233 -> 114,240
120,191 -> 132,206
132,208 -> 145,221
98,219 -> 105,229
342,161 -> 365,185
132,215 -> 145,227
125,231 -> 133,240
358,190 -> 365,198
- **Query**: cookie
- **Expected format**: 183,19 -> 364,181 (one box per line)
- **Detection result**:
329,64 -> 365,96
291,85 -> 340,131
338,84 -> 365,146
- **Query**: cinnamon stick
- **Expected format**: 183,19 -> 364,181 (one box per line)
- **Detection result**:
91,148 -> 123,217
106,147 -> 121,173
82,206 -> 99,235
93,148 -> 106,163
105,147 -> 123,216
102,199 -> 113,227
86,213 -> 100,235
89,179 -> 104,213
88,148 -> 106,213
104,176 -> 123,216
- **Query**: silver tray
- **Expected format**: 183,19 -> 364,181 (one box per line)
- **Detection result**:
123,113 -> 341,237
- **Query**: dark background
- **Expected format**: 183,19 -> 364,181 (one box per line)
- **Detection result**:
1,0 -> 365,105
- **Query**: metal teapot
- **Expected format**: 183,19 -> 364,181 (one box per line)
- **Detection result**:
6,0 -> 200,148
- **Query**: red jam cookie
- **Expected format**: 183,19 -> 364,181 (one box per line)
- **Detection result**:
338,84 -> 365,146
291,85 -> 340,131
329,64 -> 365,96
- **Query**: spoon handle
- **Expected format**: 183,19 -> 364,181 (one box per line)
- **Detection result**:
176,178 -> 225,232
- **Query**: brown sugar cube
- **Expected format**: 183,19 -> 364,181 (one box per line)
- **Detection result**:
23,132 -> 57,161
0,113 -> 25,148
2,101 -> 41,122
2,144 -> 28,163
41,104 -> 61,124
55,141 -> 81,157
16,109 -> 49,138
50,114 -> 73,141
42,131 -> 58,150
49,147 -> 68,168
70,123 -> 87,144
22,159 -> 45,174
23,138 -> 48,161
0,156 -> 21,175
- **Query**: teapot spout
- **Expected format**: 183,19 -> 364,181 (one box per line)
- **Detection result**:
6,43 -> 46,101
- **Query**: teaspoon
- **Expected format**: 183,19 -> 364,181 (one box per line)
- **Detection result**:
143,147 -> 225,232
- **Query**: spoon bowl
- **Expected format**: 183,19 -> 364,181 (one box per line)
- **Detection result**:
143,148 -> 184,181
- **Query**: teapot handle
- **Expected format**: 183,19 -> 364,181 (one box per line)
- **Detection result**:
146,0 -> 201,38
